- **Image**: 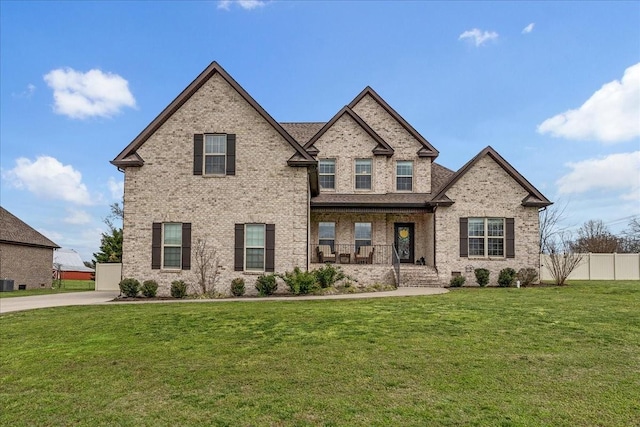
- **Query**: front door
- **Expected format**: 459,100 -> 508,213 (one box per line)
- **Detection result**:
394,223 -> 414,264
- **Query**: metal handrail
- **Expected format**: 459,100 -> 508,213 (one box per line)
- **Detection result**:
392,245 -> 401,287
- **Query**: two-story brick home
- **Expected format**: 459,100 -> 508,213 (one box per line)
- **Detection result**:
112,62 -> 551,294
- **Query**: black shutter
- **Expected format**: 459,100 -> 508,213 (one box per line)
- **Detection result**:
182,223 -> 191,270
194,134 -> 203,175
234,224 -> 244,271
152,223 -> 162,269
265,224 -> 275,272
226,134 -> 236,176
459,218 -> 468,258
506,218 -> 515,258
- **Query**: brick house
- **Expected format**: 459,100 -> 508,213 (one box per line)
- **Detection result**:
112,62 -> 551,294
0,206 -> 60,289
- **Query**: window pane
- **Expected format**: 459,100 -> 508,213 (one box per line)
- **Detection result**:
355,159 -> 371,174
355,175 -> 371,189
397,161 -> 413,176
246,224 -> 265,247
205,135 -> 226,154
319,175 -> 335,190
318,222 -> 335,239
246,248 -> 264,270
488,238 -> 504,256
397,176 -> 412,191
468,218 -> 485,237
469,238 -> 484,256
319,160 -> 335,174
164,223 -> 182,245
487,219 -> 504,237
355,222 -> 371,240
163,247 -> 181,268
205,155 -> 225,175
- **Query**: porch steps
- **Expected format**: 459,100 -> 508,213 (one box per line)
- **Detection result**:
398,265 -> 443,287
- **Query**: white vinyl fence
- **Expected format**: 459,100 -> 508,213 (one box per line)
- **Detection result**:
540,253 -> 640,281
95,263 -> 122,291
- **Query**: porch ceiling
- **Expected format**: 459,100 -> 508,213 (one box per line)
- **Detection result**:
311,193 -> 435,212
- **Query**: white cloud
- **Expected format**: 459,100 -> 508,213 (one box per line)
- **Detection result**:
43,67 -> 136,119
107,177 -> 124,200
13,83 -> 36,99
64,209 -> 92,225
522,23 -> 535,34
218,0 -> 267,10
537,63 -> 640,143
3,156 -> 93,205
38,228 -> 64,243
557,151 -> 640,201
459,28 -> 499,47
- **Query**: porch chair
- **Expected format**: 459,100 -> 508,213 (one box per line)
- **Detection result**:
355,246 -> 375,264
317,245 -> 336,263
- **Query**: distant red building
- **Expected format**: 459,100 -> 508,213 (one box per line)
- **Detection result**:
53,248 -> 94,281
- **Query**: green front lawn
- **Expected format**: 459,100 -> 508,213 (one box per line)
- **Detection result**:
0,280 -> 94,298
1,281 -> 638,426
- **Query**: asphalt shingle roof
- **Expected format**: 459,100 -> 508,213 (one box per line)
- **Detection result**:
0,206 -> 59,248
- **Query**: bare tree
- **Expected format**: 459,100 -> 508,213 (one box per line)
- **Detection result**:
620,217 -> 640,253
539,203 -> 566,253
192,237 -> 221,295
571,219 -> 621,253
544,232 -> 585,286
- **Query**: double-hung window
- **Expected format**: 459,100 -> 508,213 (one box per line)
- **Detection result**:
319,159 -> 335,190
355,222 -> 372,251
319,222 -> 335,252
163,223 -> 183,268
355,159 -> 372,190
204,134 -> 227,175
468,218 -> 505,257
396,161 -> 413,191
245,224 -> 266,271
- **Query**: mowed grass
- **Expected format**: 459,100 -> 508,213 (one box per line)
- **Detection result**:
1,281 -> 638,426
0,280 -> 94,298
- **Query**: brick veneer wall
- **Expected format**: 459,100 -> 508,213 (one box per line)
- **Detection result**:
435,156 -> 541,285
122,73 -> 309,296
0,243 -> 53,289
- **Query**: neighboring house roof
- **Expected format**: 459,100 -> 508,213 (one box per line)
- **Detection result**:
348,86 -> 439,158
280,122 -> 326,145
303,106 -> 394,157
53,248 -> 94,272
431,146 -> 552,208
111,61 -> 316,168
0,206 -> 59,249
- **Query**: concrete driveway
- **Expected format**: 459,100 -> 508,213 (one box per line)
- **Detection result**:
0,291 -> 119,314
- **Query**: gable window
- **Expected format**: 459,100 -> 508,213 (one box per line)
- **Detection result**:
319,222 -> 335,252
205,134 -> 227,175
319,159 -> 335,190
463,218 -> 511,258
396,161 -> 413,191
355,222 -> 372,251
193,134 -> 236,176
152,222 -> 191,270
355,159 -> 372,190
235,223 -> 275,272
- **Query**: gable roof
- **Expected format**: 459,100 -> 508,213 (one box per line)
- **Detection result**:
348,87 -> 439,158
0,207 -> 59,249
303,106 -> 394,157
431,146 -> 552,208
111,61 -> 316,168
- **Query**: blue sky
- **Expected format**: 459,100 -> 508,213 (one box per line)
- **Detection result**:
1,0 -> 639,261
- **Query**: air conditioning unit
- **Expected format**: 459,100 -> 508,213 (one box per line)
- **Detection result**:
0,279 -> 15,292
